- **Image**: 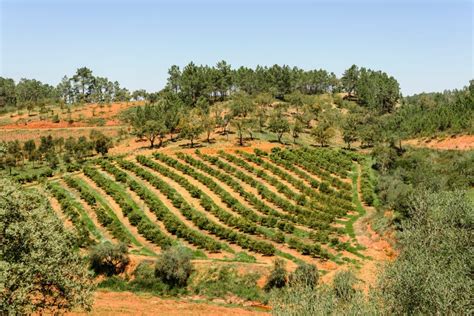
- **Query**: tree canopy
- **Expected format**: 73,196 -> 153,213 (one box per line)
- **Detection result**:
0,179 -> 94,314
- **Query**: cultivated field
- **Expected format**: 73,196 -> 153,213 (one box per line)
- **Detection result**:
43,145 -> 387,284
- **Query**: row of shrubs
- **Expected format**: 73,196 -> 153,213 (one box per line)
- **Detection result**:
131,156 -> 276,256
175,154 -> 340,258
15,167 -> 54,184
258,149 -> 353,202
294,147 -> 353,178
177,152 -> 294,233
83,165 -> 174,248
99,159 -> 224,252
240,151 -> 352,214
63,175 -> 132,245
46,181 -> 95,247
266,152 -> 354,208
158,153 -> 324,251
218,151 -> 336,224
198,152 -> 334,233
271,148 -> 353,193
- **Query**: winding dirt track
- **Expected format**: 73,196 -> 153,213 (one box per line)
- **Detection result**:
352,164 -> 396,292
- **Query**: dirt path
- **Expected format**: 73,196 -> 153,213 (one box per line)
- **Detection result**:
352,164 -> 395,292
68,291 -> 269,316
77,174 -> 160,255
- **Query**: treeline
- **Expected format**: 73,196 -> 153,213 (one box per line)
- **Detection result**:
164,62 -> 400,113
0,67 -> 144,110
1,62 -> 401,113
0,131 -> 112,181
392,81 -> 474,137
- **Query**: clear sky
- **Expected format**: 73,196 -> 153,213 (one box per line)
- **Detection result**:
1,0 -> 472,95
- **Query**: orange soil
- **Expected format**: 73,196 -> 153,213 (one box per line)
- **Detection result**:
68,291 -> 268,316
1,102 -> 141,130
404,134 -> 474,151
47,194 -> 75,229
109,132 -> 281,157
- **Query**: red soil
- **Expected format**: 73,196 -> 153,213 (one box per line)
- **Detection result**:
404,135 -> 474,150
1,102 -> 141,130
68,291 -> 268,316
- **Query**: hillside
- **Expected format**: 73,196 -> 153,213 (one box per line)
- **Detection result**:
2,65 -> 472,315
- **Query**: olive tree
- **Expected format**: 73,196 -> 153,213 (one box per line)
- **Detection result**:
154,246 -> 194,287
0,179 -> 94,314
378,191 -> 473,315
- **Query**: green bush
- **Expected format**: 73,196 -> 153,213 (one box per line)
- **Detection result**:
289,263 -> 319,289
333,270 -> 357,301
52,114 -> 60,123
264,259 -> 287,291
128,262 -> 171,294
89,242 -> 130,276
155,246 -> 194,288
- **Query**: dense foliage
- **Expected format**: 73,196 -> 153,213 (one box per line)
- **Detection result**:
154,247 -> 194,287
89,242 -> 130,276
378,191 -> 473,314
0,179 -> 94,314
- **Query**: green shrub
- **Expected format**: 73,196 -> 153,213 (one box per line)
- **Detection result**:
89,242 -> 130,276
289,263 -> 319,289
128,262 -> 171,294
155,246 -> 194,288
232,251 -> 257,263
264,259 -> 287,291
333,270 -> 357,301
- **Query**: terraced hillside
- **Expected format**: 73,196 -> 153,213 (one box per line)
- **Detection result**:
44,146 -> 374,271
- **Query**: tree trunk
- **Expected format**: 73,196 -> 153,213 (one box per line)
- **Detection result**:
239,131 -> 243,146
149,138 -> 154,148
190,137 -> 194,148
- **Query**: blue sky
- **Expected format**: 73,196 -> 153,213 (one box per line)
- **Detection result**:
1,0 -> 472,95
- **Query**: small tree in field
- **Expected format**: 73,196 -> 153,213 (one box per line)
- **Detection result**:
311,121 -> 335,147
154,247 -> 194,288
200,111 -> 215,143
264,259 -> 288,291
90,130 -> 113,155
268,112 -> 290,143
143,120 -> 167,148
89,242 -> 130,276
289,263 -> 319,289
179,109 -> 203,148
